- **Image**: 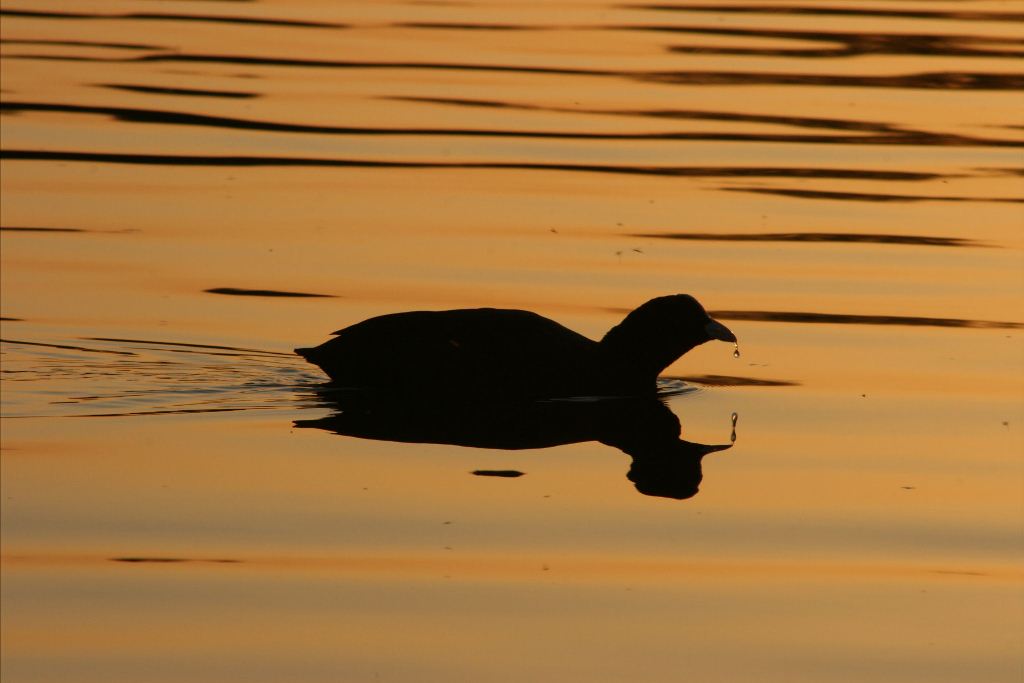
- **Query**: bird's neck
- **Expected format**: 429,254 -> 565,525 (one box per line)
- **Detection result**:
599,328 -> 697,381
596,346 -> 669,392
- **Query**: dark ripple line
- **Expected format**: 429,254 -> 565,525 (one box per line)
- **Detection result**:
89,345 -> 295,360
625,4 -> 1024,22
980,167 -> 1024,177
600,308 -> 1023,330
653,26 -> 1024,59
12,22 -> 1019,61
388,97 -> 1024,148
205,287 -> 336,298
472,470 -> 526,477
668,44 -> 1021,59
83,336 -> 294,356
0,38 -> 162,50
392,95 -> 895,133
70,407 -> 267,417
4,99 -> 796,140
147,53 -> 1023,90
12,99 -> 1021,148
0,149 -> 943,181
727,187 -> 1024,204
1,226 -> 87,233
0,338 -> 137,356
15,98 -> 1013,148
709,311 -> 1024,330
7,91 -> 929,150
639,70 -> 1024,91
5,50 -> 1020,91
0,9 -> 344,29
393,22 -> 1024,59
668,374 -> 799,387
397,22 -> 533,31
630,232 -> 990,248
111,557 -> 241,564
133,52 -> 608,75
99,84 -> 258,99
0,225 -> 139,235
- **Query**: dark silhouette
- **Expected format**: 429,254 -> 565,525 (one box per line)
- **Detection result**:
205,287 -> 335,298
705,310 -> 1023,330
723,186 -> 1024,204
295,294 -> 736,399
630,231 -> 989,248
295,391 -> 733,500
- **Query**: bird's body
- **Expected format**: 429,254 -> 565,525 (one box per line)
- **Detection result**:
296,294 -> 735,399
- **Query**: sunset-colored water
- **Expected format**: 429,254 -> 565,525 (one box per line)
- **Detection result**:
2,1 -> 1022,681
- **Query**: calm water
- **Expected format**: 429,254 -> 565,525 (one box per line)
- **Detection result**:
2,1 -> 1022,681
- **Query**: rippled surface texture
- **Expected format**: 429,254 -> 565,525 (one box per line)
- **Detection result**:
2,1 -> 1022,681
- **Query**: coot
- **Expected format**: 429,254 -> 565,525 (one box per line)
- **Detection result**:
295,294 -> 736,399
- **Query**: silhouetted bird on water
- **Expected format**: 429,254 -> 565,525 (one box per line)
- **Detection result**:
295,294 -> 736,399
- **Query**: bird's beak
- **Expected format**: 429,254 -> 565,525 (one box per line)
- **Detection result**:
705,319 -> 737,343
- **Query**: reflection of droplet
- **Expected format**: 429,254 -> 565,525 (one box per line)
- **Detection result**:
730,412 -> 738,443
733,343 -> 740,359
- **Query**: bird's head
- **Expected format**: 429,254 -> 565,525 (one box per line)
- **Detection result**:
600,294 -> 736,377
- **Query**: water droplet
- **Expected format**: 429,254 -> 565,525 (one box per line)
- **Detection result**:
732,343 -> 740,359
730,412 -> 738,443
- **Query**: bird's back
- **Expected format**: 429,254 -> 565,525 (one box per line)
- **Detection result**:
296,308 -> 601,398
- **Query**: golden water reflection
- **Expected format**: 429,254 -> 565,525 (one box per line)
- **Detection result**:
2,0 -> 1022,681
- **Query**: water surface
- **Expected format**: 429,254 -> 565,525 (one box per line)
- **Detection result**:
2,1 -> 1022,682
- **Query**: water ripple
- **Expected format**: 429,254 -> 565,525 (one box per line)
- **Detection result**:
10,51 -> 1010,92
0,38 -> 162,50
653,25 -> 1024,59
726,187 -> 1023,204
625,3 -> 1024,23
0,149 -> 955,183
629,232 -> 991,248
205,287 -> 337,298
0,337 -> 320,418
709,311 -> 1024,330
388,96 -> 1024,148
0,9 -> 344,29
99,83 -> 259,99
9,98 -> 1018,148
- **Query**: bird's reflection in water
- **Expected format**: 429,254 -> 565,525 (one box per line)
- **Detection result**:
295,389 -> 734,500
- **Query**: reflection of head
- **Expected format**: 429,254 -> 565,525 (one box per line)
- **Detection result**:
628,459 -> 701,500
625,441 -> 730,500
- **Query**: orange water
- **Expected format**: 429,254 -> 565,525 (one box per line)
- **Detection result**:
2,2 -> 1022,681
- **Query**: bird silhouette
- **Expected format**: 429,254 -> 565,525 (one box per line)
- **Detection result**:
296,294 -> 736,399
